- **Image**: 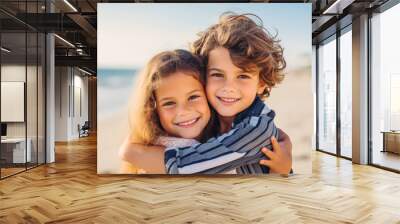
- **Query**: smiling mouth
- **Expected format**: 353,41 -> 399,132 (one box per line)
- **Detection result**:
217,96 -> 241,104
175,117 -> 200,128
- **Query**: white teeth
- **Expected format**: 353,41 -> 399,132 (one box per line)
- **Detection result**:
219,97 -> 239,103
177,118 -> 198,126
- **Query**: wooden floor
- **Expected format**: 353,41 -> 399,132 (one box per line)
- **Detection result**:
1,163 -> 45,178
0,167 -> 26,178
1,135 -> 400,223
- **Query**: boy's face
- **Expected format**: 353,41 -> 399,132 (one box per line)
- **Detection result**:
155,72 -> 211,140
206,47 -> 265,118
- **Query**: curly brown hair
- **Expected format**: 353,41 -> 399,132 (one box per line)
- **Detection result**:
191,12 -> 286,98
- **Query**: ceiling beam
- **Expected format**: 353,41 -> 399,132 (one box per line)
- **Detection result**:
55,55 -> 96,72
67,13 -> 97,46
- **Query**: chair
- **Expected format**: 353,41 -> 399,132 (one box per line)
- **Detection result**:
79,121 -> 90,138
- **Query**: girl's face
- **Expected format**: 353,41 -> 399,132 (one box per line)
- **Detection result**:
206,47 -> 266,118
155,72 -> 211,140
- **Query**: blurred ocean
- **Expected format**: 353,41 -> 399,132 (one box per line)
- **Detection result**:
98,68 -> 139,117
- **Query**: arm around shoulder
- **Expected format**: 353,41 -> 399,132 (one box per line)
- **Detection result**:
118,136 -> 166,174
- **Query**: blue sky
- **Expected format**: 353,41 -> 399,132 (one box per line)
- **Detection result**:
98,3 -> 311,71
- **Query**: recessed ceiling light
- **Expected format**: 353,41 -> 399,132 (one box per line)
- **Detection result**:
323,0 -> 355,15
63,0 -> 78,12
1,47 -> 11,53
78,67 -> 93,76
54,34 -> 75,48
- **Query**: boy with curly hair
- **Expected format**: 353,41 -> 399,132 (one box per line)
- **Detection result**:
164,13 -> 292,174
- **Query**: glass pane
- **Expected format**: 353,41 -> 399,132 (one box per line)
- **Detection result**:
318,37 -> 337,154
0,1 -> 46,178
38,33 -> 45,165
340,29 -> 352,158
1,31 -> 27,177
27,31 -> 38,169
371,4 -> 400,171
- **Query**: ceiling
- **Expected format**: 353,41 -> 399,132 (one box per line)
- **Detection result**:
0,0 -> 393,75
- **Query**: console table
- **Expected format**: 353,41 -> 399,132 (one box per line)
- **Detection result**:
1,138 -> 32,164
381,131 -> 400,154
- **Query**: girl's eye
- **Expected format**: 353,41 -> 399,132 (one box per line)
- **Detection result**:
238,74 -> 251,79
162,101 -> 176,107
188,95 -> 200,101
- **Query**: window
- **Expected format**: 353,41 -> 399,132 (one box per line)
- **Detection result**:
317,36 -> 337,154
370,2 -> 400,171
390,74 -> 400,131
339,28 -> 352,158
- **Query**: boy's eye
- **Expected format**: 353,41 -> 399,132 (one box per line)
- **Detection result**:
188,95 -> 200,101
238,74 -> 251,79
209,73 -> 224,78
162,101 -> 176,107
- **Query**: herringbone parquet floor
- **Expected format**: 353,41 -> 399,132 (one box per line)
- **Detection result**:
1,134 -> 400,223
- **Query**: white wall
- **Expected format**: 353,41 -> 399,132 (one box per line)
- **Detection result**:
54,67 -> 89,141
1,65 -> 39,138
55,66 -> 69,141
1,63 -> 46,164
72,72 -> 89,138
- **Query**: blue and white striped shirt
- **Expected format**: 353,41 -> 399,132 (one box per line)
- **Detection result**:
164,97 -> 279,174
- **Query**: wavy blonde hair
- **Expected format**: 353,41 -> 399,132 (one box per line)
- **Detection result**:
128,49 -> 216,144
191,12 -> 286,98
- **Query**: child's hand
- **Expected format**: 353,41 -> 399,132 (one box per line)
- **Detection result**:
259,136 -> 292,175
